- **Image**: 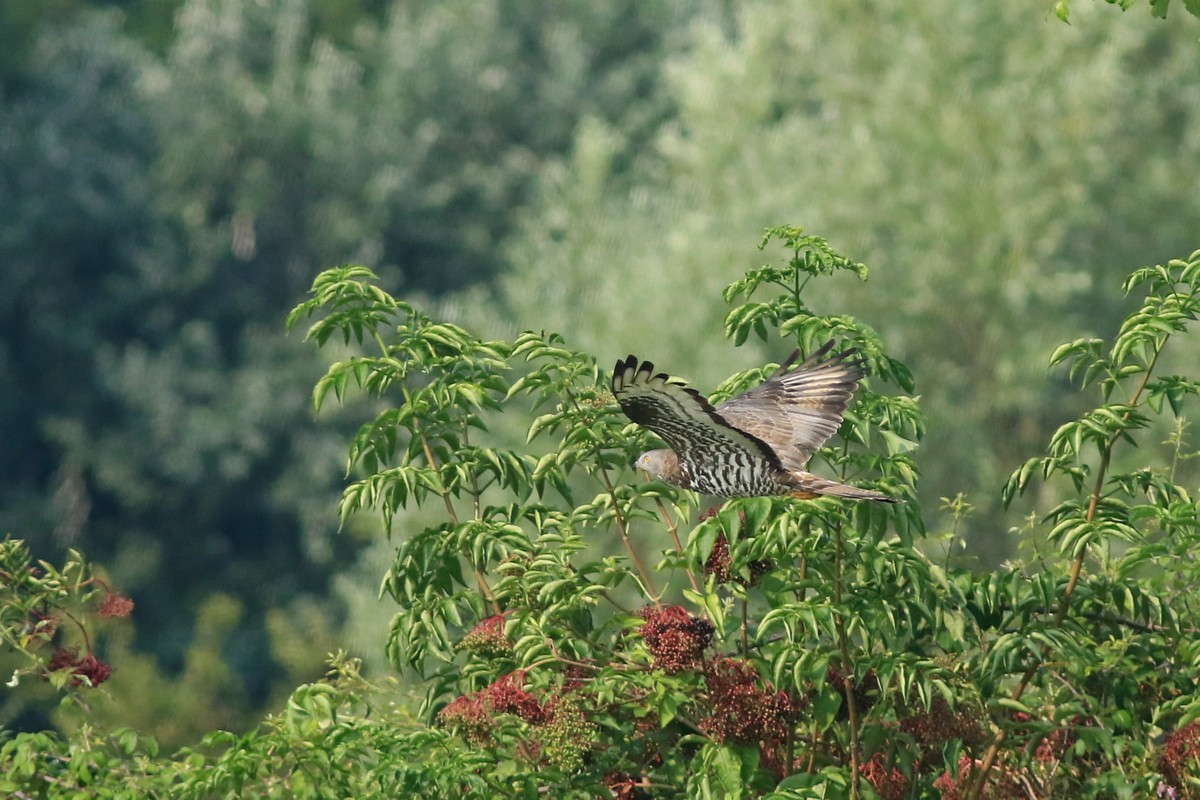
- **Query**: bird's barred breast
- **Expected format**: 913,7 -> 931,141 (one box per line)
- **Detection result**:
682,453 -> 782,498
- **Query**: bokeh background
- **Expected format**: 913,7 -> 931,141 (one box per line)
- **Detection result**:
3,0 -> 1198,747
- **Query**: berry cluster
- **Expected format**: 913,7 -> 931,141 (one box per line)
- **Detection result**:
703,533 -> 734,583
459,614 -> 512,659
862,751 -> 909,800
1161,721 -> 1200,799
46,646 -> 113,687
538,692 -> 596,772
483,671 -> 547,724
437,693 -> 492,744
826,666 -> 881,720
931,755 -> 1023,800
96,592 -> 135,619
703,534 -> 771,586
438,672 -> 601,773
899,696 -> 985,757
700,658 -> 798,748
438,671 -> 547,743
638,605 -> 714,673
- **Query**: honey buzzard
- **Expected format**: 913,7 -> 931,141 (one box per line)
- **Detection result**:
612,342 -> 899,503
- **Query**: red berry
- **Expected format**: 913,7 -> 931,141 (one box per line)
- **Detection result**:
638,606 -> 714,673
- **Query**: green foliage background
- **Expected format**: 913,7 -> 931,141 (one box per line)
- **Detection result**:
2,0 -> 1200,789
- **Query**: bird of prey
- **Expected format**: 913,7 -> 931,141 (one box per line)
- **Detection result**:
611,342 -> 899,503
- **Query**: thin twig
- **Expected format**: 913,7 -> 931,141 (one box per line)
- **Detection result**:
797,519 -> 811,603
596,463 -> 660,603
397,378 -> 500,615
740,598 -> 750,657
784,723 -> 796,778
563,386 -> 660,603
833,521 -> 861,800
655,497 -> 701,595
462,422 -> 483,520
806,725 -> 820,773
461,422 -> 502,615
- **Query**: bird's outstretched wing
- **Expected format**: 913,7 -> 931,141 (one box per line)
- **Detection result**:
612,355 -> 782,469
715,341 -> 866,472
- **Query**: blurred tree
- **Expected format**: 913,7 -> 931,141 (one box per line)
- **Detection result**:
146,0 -> 700,299
0,8 -> 350,707
131,0 -> 707,674
0,13 -> 158,544
0,1 -> 183,86
0,0 -> 84,84
0,0 -> 710,732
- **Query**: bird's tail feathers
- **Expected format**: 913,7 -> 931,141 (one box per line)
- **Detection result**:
787,473 -> 901,504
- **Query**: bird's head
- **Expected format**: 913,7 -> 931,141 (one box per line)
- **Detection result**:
634,449 -> 682,484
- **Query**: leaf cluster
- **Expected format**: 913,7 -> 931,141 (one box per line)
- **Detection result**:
279,239 -> 1200,799
0,538 -> 131,693
274,239 -> 1200,797
276,229 -> 954,797
1053,0 -> 1200,23
6,240 -> 1200,799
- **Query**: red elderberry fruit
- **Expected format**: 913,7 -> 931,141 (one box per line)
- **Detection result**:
45,647 -> 113,687
480,671 -> 547,724
862,751 -> 908,800
638,605 -> 714,673
459,614 -> 511,658
1161,721 -> 1200,798
97,592 -> 135,618
701,658 -> 798,747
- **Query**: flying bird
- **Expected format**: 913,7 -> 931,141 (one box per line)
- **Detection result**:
611,342 -> 899,503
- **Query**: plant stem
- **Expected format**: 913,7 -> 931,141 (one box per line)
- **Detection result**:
833,522 -> 860,800
397,384 -> 500,615
797,519 -> 811,603
564,386 -> 660,603
654,497 -> 700,595
965,338 -> 1165,800
462,422 -> 483,520
806,726 -> 820,773
785,724 -> 796,778
596,464 -> 660,603
741,597 -> 750,657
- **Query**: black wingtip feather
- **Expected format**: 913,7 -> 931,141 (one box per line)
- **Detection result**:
615,355 -> 637,379
614,355 -> 676,399
771,340 -> 868,381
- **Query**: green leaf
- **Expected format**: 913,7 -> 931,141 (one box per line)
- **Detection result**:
879,429 -> 918,456
812,684 -> 843,730
994,697 -> 1034,715
710,745 -> 744,797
